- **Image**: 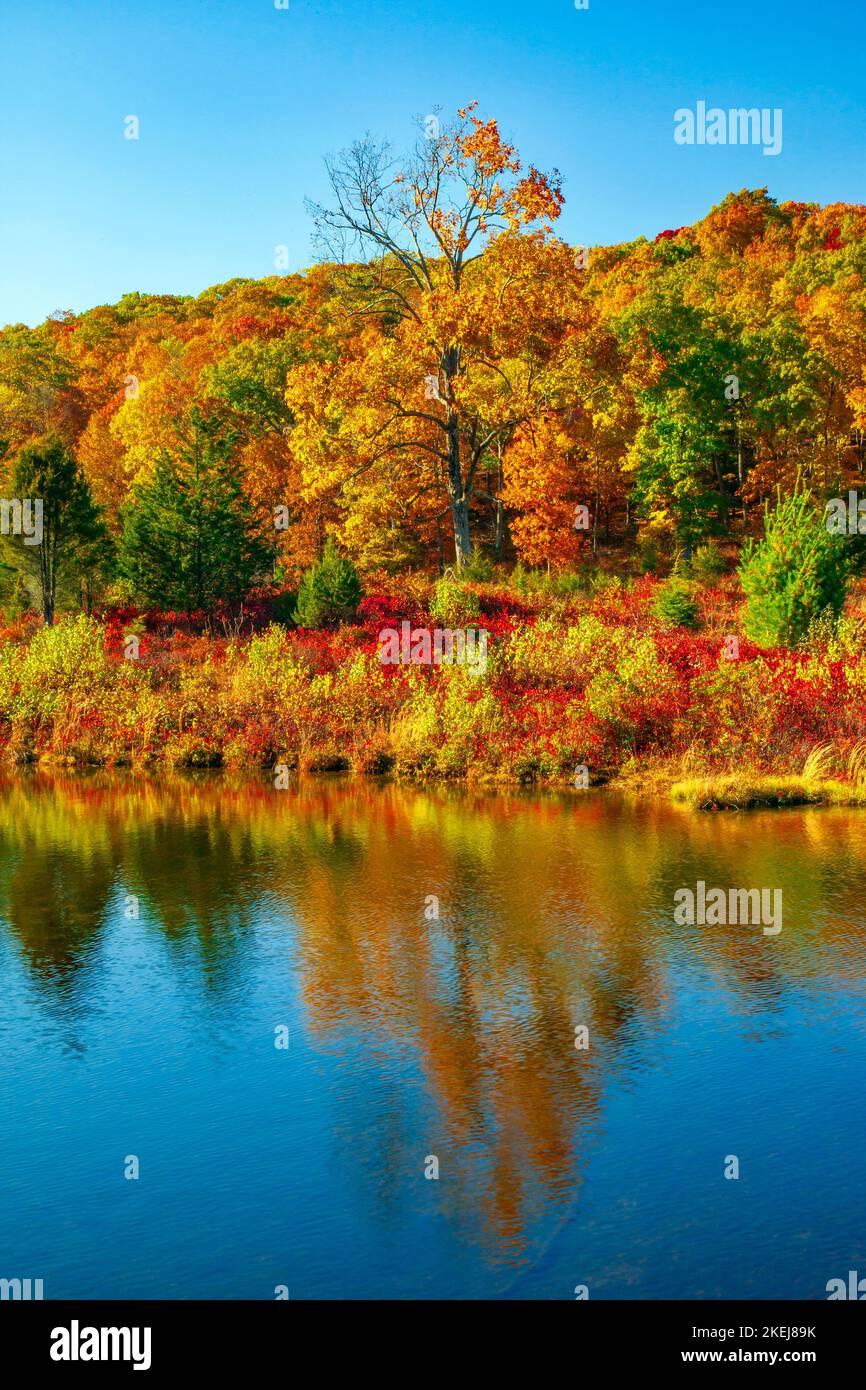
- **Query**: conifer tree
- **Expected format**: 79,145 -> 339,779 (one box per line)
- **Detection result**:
3,433 -> 110,624
119,411 -> 269,612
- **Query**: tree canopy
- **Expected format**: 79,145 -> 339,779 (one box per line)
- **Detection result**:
2,108 -> 866,596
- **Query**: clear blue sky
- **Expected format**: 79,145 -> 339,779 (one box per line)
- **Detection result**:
1,0 -> 863,326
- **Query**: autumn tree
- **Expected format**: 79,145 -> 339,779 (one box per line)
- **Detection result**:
0,321 -> 81,452
7,184 -> 866,588
301,103 -> 565,567
204,324 -> 309,576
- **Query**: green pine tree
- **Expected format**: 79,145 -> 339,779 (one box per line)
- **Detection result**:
739,486 -> 850,647
2,433 -> 112,625
119,411 -> 269,613
295,539 -> 361,628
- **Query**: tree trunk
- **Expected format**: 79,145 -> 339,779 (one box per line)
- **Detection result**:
446,414 -> 472,568
737,417 -> 746,524
713,454 -> 730,532
41,523 -> 56,625
592,456 -> 600,555
494,456 -> 507,557
495,497 -> 506,556
440,345 -> 472,568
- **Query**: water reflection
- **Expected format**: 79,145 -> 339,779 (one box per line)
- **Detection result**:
1,772 -> 865,1296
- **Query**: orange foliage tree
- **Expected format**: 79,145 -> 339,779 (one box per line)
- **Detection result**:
298,103 -> 566,568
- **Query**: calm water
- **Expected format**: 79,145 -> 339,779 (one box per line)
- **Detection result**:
1,774 -> 864,1300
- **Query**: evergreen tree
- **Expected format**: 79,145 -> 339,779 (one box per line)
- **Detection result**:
295,539 -> 361,627
739,487 -> 849,646
119,411 -> 269,613
2,434 -> 111,625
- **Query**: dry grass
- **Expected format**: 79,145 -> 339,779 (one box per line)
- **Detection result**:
801,742 -> 838,782
847,740 -> 866,789
671,773 -> 866,811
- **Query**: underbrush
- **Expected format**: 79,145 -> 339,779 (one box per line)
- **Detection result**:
1,575 -> 865,799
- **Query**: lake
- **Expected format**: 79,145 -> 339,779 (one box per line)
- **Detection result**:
1,773 -> 864,1300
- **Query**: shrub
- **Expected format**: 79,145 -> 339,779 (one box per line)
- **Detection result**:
555,570 -> 589,598
271,589 -> 298,625
690,541 -> 726,583
502,615 -> 589,687
295,541 -> 361,628
801,607 -> 866,657
589,572 -> 624,597
650,576 -> 699,628
585,629 -> 676,748
637,532 -> 661,574
390,660 -> 502,776
461,550 -> 495,583
509,563 -> 557,597
232,625 -> 306,709
0,568 -> 34,620
428,574 -> 481,627
739,488 -> 849,646
510,561 -> 533,595
0,614 -> 110,722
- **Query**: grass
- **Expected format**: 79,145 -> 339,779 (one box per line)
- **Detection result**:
670,774 -> 866,811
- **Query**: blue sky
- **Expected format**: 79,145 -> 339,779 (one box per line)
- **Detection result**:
1,0 -> 863,326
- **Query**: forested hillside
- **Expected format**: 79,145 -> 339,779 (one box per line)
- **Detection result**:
2,111 -> 865,599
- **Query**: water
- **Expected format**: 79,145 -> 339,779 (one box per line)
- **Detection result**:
0,773 -> 864,1300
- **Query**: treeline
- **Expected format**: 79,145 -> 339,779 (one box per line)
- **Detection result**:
2,104 -> 866,620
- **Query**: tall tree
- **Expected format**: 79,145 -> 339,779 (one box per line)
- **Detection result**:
119,411 -> 269,612
3,434 -> 110,624
0,322 -> 82,451
303,103 -> 564,566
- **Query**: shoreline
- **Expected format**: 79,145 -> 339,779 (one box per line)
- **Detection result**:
1,590 -> 864,812
4,752 -> 866,812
